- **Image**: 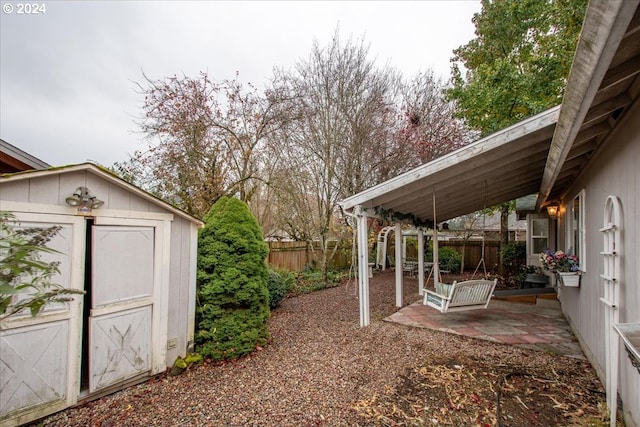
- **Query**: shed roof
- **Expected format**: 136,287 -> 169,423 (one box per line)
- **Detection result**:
342,0 -> 640,223
0,162 -> 204,227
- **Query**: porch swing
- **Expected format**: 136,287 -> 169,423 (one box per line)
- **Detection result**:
423,188 -> 497,313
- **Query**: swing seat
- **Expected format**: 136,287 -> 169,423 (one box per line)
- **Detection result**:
423,279 -> 497,313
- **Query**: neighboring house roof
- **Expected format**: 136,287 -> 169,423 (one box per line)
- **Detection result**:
446,212 -> 526,233
0,162 -> 204,227
342,1 -> 640,223
515,194 -> 538,217
0,139 -> 50,172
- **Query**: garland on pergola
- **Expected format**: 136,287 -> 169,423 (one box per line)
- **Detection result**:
374,206 -> 434,229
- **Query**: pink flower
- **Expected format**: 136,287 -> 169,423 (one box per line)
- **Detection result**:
539,249 -> 579,272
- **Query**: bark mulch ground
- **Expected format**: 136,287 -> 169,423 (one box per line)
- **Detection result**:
33,271 -> 609,426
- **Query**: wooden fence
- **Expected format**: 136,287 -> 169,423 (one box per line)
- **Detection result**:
267,239 -> 502,272
267,241 -> 351,271
438,240 -> 501,272
266,241 -> 310,271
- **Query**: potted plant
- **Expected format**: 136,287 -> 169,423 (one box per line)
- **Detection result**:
521,265 -> 548,288
539,249 -> 581,287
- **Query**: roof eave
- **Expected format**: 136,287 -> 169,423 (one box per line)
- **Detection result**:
341,106 -> 560,213
0,138 -> 51,171
537,0 -> 640,209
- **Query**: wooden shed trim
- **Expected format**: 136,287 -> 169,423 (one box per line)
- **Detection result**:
0,163 -> 204,227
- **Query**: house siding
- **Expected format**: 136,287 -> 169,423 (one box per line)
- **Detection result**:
559,103 -> 640,427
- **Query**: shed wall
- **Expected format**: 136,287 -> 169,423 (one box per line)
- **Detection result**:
167,215 -> 198,364
0,169 -> 196,368
0,170 -> 154,211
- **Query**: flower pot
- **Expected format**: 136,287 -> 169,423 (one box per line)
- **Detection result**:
557,272 -> 581,288
525,273 -> 548,288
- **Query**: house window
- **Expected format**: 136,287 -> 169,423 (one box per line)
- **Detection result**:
567,189 -> 586,271
531,218 -> 549,254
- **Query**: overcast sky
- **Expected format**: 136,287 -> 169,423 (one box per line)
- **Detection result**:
1,1 -> 481,167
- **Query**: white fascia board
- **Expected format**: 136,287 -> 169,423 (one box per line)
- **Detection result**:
341,106 -> 560,212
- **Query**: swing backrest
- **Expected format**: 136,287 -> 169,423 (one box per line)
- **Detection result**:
424,278 -> 497,313
447,279 -> 497,308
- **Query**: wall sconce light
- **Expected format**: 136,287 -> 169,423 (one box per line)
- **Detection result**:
65,186 -> 104,215
546,205 -> 558,217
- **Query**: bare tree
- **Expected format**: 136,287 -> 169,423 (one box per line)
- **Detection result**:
116,36 -> 478,273
397,71 -> 477,166
121,71 -> 292,218
270,31 -> 406,282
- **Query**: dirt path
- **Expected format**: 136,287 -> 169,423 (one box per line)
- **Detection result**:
34,271 -> 608,426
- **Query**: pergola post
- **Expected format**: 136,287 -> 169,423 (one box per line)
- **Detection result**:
417,228 -> 425,295
355,206 -> 370,327
395,223 -> 403,307
433,192 -> 441,288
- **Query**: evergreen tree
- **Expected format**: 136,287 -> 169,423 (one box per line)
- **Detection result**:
447,0 -> 588,135
195,196 -> 270,360
445,0 -> 587,256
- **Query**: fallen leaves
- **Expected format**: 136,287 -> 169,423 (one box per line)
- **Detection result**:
354,357 -> 608,426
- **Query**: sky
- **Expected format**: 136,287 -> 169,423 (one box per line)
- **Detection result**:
1,0 -> 481,167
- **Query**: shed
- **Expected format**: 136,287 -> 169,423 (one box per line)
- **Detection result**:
0,163 -> 204,426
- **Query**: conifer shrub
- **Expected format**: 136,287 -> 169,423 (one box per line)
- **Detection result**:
500,241 -> 527,287
195,196 -> 270,360
266,268 -> 295,309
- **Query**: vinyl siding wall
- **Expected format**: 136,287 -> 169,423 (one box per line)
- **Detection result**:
558,102 -> 640,427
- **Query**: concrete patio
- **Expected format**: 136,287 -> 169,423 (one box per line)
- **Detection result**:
385,296 -> 585,359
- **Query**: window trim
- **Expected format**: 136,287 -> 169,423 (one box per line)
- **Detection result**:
526,213 -> 553,268
566,189 -> 586,272
530,217 -> 550,255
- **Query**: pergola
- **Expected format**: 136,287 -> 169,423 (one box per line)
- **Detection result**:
341,107 -> 559,326
340,0 -> 640,327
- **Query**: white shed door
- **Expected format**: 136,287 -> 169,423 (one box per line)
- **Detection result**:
89,226 -> 154,393
0,321 -> 70,416
0,216 -> 81,424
